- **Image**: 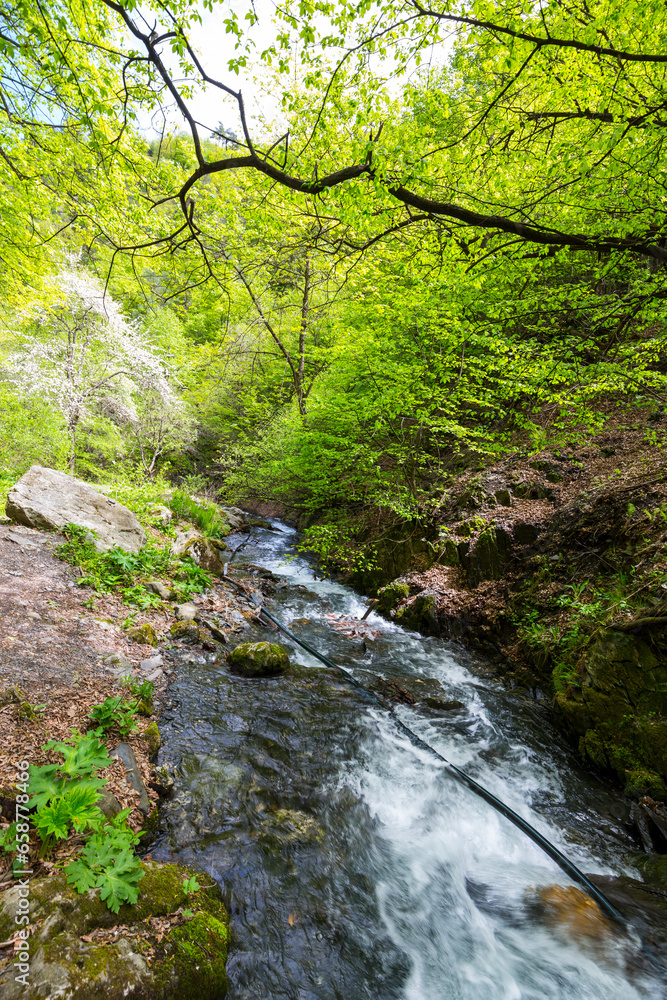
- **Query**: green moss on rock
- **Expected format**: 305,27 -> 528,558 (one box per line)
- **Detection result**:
396,594 -> 438,635
436,537 -> 460,567
555,628 -> 667,794
227,641 -> 290,677
377,581 -> 409,612
143,721 -> 161,759
0,862 -> 228,1000
126,623 -> 158,647
169,620 -> 202,643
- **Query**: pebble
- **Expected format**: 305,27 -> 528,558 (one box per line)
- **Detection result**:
140,654 -> 163,671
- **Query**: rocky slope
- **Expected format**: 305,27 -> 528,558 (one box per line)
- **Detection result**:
339,420 -> 667,849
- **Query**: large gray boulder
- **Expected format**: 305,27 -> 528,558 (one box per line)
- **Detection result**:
5,466 -> 145,553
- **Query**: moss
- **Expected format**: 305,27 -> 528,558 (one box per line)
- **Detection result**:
436,537 -> 460,567
170,620 -> 201,643
624,766 -> 667,799
0,862 -> 229,999
377,581 -> 409,612
227,641 -> 289,677
396,594 -> 438,634
143,721 -> 161,759
457,516 -> 486,537
127,623 -> 158,647
154,912 -> 227,1000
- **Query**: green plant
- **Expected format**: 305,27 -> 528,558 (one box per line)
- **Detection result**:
182,875 -> 201,895
56,523 -> 211,607
120,677 -> 155,703
0,823 -> 19,856
65,809 -> 144,913
169,489 -> 228,539
28,732 -> 111,857
88,696 -> 139,735
17,700 -> 46,722
173,556 -> 213,598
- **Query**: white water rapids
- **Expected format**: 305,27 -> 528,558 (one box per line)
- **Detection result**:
154,520 -> 666,999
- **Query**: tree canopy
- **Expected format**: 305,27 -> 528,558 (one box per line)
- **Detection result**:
0,0 -> 665,523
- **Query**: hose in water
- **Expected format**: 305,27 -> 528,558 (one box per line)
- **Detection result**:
222,574 -> 636,935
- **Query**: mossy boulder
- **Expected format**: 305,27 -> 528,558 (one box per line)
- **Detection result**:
465,523 -> 505,587
436,537 -> 460,567
169,620 -> 205,644
396,594 -> 438,635
555,629 -> 667,795
0,862 -> 228,999
227,641 -> 290,677
457,516 -> 486,538
377,581 -> 409,612
126,622 -> 158,647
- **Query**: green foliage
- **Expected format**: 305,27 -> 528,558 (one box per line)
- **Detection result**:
120,677 -> 155,703
88,696 -> 139,736
173,556 -> 214,598
169,489 -> 228,539
0,823 -> 19,855
0,386 -> 68,479
295,523 -> 378,576
28,732 -> 111,856
55,523 -> 170,606
65,810 -> 144,914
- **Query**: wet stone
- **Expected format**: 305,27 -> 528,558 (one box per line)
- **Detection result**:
227,641 -> 290,677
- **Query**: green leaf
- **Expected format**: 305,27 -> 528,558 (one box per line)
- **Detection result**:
65,858 -> 100,894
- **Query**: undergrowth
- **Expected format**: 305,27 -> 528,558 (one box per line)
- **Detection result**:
55,523 -> 212,605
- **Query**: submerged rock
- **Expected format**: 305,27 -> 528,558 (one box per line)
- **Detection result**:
0,862 -> 228,1000
227,641 -> 290,677
6,465 -> 146,553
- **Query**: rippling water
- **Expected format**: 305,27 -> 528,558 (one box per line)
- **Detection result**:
152,521 -> 665,999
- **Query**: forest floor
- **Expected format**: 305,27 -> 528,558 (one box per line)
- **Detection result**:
0,518 -> 263,884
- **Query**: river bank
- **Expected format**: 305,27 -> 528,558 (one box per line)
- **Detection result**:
1,472 -> 667,998
306,417 -> 667,831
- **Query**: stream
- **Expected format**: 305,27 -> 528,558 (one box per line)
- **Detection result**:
152,520 -> 665,999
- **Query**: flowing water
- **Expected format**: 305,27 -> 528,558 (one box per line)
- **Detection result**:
152,521 -> 665,999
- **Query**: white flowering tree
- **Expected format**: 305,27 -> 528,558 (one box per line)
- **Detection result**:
5,262 -> 181,474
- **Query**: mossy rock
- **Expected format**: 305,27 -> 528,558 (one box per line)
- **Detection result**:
457,517 -> 486,538
376,581 -> 409,612
436,537 -> 460,567
227,641 -> 290,677
465,523 -> 504,587
555,628 -> 667,792
396,594 -> 438,635
126,623 -> 158,647
142,721 -> 161,759
169,620 -> 203,643
0,862 -> 228,999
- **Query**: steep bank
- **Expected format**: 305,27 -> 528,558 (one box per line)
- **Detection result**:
328,419 -> 667,822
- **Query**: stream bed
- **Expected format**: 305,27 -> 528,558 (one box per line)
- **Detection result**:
152,521 -> 665,999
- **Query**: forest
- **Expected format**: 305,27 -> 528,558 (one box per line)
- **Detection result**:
1,0 -> 665,537
2,4 -> 667,996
